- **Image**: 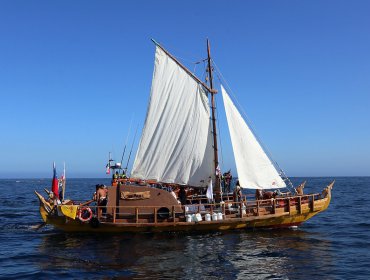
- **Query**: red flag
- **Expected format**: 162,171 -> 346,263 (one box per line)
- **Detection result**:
52,162 -> 59,199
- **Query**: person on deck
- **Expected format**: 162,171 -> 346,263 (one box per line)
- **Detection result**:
119,171 -> 127,180
113,171 -> 119,182
233,180 -> 242,202
179,187 -> 187,205
97,184 -> 108,217
223,170 -> 232,193
255,189 -> 263,200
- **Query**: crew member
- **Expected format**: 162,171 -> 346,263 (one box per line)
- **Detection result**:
97,184 -> 108,217
179,187 -> 187,205
233,180 -> 242,202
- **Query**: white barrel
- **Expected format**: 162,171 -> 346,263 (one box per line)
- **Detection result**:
242,203 -> 247,215
217,212 -> 223,220
205,213 -> 211,221
195,213 -> 202,222
212,212 -> 218,221
186,214 -> 193,223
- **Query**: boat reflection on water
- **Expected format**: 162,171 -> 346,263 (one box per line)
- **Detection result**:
228,230 -> 335,279
37,228 -> 334,279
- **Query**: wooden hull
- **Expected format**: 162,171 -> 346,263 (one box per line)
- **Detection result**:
42,211 -> 322,233
35,182 -> 333,233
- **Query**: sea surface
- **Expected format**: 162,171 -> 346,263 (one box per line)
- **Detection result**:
1,177 -> 369,279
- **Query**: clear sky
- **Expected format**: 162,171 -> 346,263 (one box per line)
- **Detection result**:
0,0 -> 369,178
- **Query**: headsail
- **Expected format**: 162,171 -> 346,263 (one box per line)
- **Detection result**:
131,46 -> 214,186
221,85 -> 286,189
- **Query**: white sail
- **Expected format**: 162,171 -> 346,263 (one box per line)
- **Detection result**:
131,47 -> 214,186
221,85 -> 286,189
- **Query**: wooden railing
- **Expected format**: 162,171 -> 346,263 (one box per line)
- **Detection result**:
71,192 -> 322,225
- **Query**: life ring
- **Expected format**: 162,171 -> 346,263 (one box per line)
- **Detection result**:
78,207 -> 93,222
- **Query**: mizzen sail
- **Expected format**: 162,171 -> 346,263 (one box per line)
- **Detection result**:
131,47 -> 214,186
221,85 -> 286,189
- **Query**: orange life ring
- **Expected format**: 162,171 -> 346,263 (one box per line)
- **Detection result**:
78,207 -> 93,222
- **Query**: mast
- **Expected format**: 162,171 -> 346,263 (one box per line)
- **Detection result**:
207,39 -> 221,201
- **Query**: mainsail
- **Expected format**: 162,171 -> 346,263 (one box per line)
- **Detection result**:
131,47 -> 214,186
221,85 -> 286,189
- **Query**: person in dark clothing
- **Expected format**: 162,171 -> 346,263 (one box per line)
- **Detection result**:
178,187 -> 187,205
223,170 -> 233,193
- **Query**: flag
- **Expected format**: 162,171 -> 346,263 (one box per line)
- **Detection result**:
206,179 -> 213,202
60,205 -> 78,219
106,163 -> 110,174
51,162 -> 59,199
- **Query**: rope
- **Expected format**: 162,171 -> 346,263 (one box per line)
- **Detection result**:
215,95 -> 224,169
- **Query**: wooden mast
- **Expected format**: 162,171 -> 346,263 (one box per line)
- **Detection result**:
207,39 -> 221,201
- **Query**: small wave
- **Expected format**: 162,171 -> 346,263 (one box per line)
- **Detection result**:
28,223 -> 46,231
358,222 -> 370,228
289,226 -> 298,230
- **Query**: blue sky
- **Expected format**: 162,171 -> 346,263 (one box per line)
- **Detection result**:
0,0 -> 369,178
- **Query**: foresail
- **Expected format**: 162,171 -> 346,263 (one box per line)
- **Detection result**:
131,47 -> 214,187
221,85 -> 286,189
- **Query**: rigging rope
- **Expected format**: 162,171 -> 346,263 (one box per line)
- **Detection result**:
215,95 -> 224,170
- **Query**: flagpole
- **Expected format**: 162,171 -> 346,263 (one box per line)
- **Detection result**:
62,162 -> 66,201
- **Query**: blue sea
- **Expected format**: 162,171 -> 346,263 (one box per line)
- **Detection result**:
1,177 -> 369,279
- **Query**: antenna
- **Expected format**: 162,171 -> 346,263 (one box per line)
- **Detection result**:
125,124 -> 139,175
119,114 -> 134,172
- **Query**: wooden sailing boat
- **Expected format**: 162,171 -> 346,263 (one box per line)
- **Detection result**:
35,40 -> 334,232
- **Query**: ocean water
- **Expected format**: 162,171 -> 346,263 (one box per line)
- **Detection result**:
1,177 -> 369,279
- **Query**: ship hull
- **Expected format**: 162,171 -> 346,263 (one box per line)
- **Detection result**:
35,182 -> 333,233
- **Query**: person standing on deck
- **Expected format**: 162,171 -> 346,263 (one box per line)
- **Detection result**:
97,184 -> 108,217
112,171 -> 119,184
179,187 -> 187,205
223,170 -> 232,193
233,180 -> 242,202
